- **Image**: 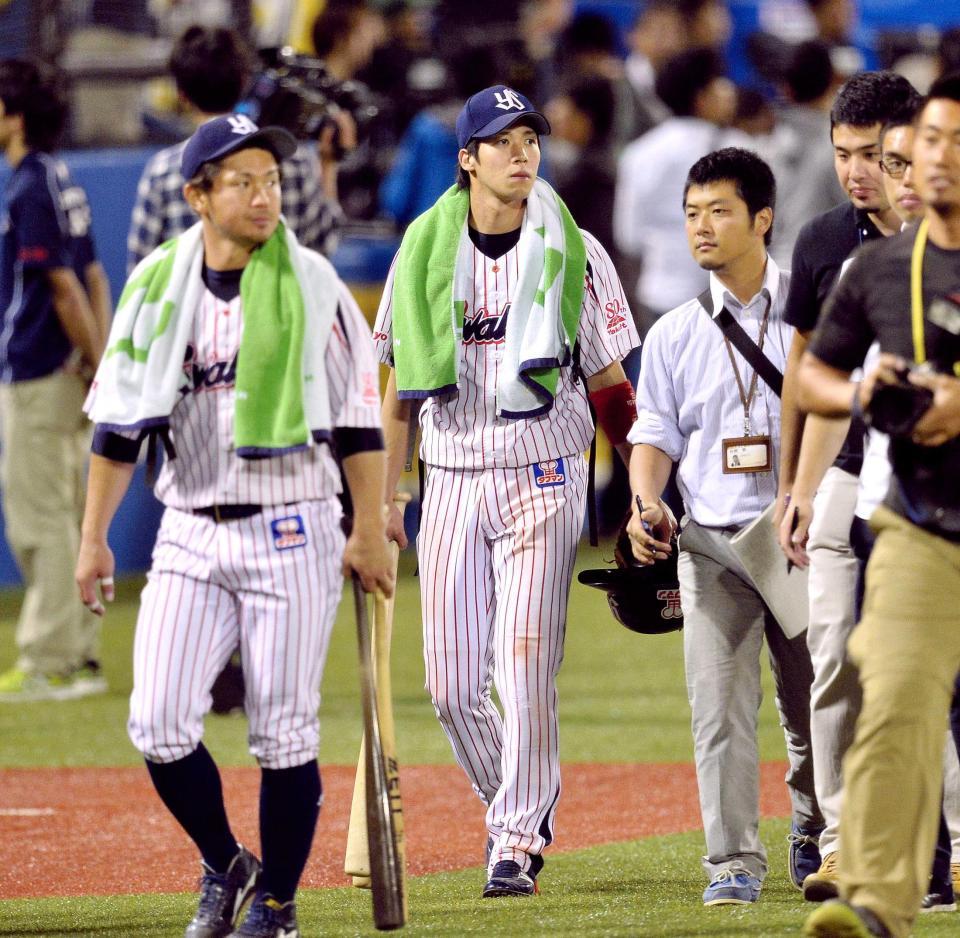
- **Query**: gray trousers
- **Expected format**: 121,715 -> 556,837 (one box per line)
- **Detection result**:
806,466 -> 861,858
679,518 -> 821,881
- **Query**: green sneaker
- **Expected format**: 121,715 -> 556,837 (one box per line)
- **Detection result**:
0,666 -> 75,702
70,661 -> 108,698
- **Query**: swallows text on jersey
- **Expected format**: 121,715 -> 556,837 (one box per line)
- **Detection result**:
463,302 -> 510,346
180,344 -> 237,395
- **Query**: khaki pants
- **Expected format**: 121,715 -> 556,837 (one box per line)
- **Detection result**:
839,507 -> 960,937
0,371 -> 96,675
806,466 -> 861,857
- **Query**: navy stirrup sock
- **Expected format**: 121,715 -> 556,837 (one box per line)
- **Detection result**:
258,761 -> 322,903
145,743 -> 238,873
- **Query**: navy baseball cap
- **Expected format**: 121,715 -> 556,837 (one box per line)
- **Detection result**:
456,84 -> 551,149
181,114 -> 297,181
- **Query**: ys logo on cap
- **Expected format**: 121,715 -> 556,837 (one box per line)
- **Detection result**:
227,114 -> 258,136
494,88 -> 525,112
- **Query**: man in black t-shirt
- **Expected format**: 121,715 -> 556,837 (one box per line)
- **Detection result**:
799,75 -> 960,938
770,71 -> 920,903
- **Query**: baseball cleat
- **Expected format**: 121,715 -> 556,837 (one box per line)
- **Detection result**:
482,860 -> 539,898
230,894 -> 299,937
702,867 -> 761,906
788,823 -> 824,890
185,845 -> 261,938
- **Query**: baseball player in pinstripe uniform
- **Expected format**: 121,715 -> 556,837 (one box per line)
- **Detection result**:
374,85 -> 640,898
75,116 -> 393,938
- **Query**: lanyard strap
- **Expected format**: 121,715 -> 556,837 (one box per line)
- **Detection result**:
722,295 -> 771,433
910,217 -> 929,365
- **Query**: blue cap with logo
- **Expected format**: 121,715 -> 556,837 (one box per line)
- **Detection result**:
181,113 -> 298,181
455,84 -> 551,149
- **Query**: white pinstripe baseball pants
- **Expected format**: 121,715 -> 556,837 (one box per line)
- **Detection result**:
128,499 -> 345,769
418,457 -> 586,872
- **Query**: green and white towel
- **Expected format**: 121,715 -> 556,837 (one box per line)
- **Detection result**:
85,220 -> 338,456
390,178 -> 587,417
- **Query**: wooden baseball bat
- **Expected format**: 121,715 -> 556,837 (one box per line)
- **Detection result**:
345,497 -> 408,892
351,574 -> 404,929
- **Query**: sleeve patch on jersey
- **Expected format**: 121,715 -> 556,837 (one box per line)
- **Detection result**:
604,299 -> 629,335
533,458 -> 565,487
271,515 -> 308,550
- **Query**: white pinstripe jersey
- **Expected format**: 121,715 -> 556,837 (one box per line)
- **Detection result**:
374,230 -> 639,469
150,280 -> 381,509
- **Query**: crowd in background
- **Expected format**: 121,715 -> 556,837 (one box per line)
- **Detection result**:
15,2 -> 960,262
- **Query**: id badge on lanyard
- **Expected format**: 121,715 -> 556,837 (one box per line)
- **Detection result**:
721,298 -> 773,475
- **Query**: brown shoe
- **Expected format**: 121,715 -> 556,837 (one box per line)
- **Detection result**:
803,851 -> 840,903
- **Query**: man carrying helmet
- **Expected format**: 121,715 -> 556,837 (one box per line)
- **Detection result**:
626,146 -> 822,908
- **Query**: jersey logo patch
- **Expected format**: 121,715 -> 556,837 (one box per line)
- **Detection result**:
271,515 -> 307,550
604,299 -> 628,335
533,458 -> 565,487
463,302 -> 510,345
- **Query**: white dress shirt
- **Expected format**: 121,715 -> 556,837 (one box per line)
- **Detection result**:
629,258 -> 792,527
613,118 -> 752,315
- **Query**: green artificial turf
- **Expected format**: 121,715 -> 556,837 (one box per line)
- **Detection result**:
0,548 -> 791,769
1,822 -> 957,937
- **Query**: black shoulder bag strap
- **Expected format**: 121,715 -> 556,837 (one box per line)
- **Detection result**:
696,288 -> 783,398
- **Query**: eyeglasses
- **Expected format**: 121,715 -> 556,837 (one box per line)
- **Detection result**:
879,155 -> 911,178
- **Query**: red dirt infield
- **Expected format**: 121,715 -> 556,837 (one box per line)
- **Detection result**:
0,761 -> 792,899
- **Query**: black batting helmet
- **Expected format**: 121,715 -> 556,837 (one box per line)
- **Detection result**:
577,516 -> 683,634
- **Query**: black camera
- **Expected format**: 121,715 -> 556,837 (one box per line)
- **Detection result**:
238,48 -> 382,155
866,364 -> 934,437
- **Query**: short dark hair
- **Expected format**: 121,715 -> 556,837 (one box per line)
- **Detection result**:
830,70 -> 919,132
655,48 -> 725,118
312,1 -> 368,58
879,95 -> 923,147
559,12 -> 618,58
456,138 -> 481,190
169,26 -> 254,113
785,40 -> 834,104
683,147 -> 777,246
565,78 -> 616,144
675,0 -> 719,20
926,71 -> 960,108
0,58 -> 67,152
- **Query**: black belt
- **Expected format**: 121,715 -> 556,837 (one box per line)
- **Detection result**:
194,504 -> 263,522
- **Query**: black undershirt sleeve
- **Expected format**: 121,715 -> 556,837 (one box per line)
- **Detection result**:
91,426 -> 145,463
333,427 -> 384,458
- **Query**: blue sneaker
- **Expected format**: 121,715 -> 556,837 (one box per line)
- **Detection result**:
789,823 -> 824,889
702,867 -> 762,906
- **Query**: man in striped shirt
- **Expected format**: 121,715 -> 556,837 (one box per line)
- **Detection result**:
76,116 -> 392,938
374,84 -> 639,899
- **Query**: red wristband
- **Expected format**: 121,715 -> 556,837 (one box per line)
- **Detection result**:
589,380 -> 636,447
